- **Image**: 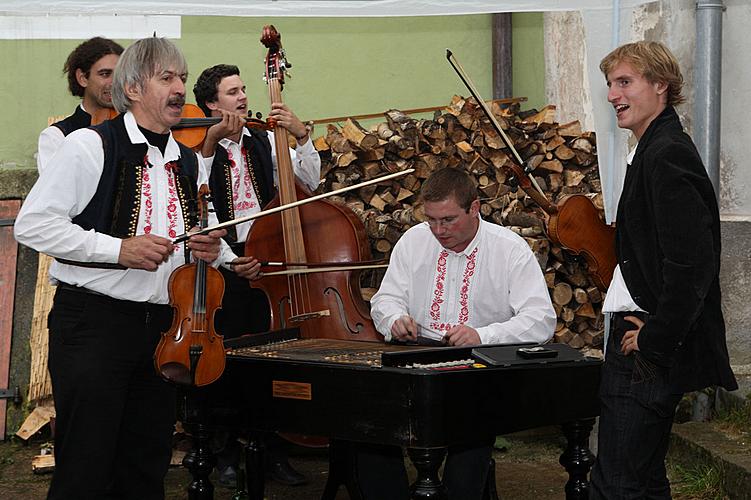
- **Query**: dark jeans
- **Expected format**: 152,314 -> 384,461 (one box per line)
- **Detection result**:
356,441 -> 493,500
46,286 -> 176,500
589,313 -> 682,500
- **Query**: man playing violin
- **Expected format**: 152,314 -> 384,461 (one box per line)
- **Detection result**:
192,63 -> 321,487
15,37 -> 230,499
37,36 -> 124,173
357,167 -> 556,500
589,41 -> 737,499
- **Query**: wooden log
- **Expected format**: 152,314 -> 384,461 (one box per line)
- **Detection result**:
558,120 -> 583,137
375,239 -> 392,253
552,282 -> 573,306
575,302 -> 598,319
573,287 -> 589,304
568,334 -> 586,349
537,159 -> 564,174
336,151 -> 358,167
554,327 -> 574,344
586,286 -> 603,304
554,144 -> 576,161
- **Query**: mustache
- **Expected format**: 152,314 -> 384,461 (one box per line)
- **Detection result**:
168,96 -> 186,106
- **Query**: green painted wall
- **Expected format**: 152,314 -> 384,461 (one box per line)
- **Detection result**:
0,13 -> 543,170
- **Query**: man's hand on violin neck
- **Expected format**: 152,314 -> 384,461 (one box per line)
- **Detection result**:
118,234 -> 174,271
187,229 -> 227,264
210,110 -> 245,139
269,102 -> 308,142
202,110 -> 245,157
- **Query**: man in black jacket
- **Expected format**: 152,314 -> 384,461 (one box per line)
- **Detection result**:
589,41 -> 737,499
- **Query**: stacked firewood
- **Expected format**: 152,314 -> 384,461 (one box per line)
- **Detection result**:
312,96 -> 606,352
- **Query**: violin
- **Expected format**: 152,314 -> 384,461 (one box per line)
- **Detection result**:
154,185 -> 226,386
91,103 -> 274,150
244,25 -> 382,341
446,49 -> 616,291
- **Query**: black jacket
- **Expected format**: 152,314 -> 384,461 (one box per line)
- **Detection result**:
616,106 -> 737,393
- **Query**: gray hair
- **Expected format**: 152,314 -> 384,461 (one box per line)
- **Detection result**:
112,37 -> 187,113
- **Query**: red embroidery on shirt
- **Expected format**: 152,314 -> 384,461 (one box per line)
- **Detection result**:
429,247 -> 479,332
142,156 -> 179,247
429,250 -> 448,321
228,147 -> 257,212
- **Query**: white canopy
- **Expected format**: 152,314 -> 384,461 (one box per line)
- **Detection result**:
3,1 -> 652,18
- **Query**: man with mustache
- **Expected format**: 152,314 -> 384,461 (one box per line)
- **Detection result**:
191,63 -> 321,487
15,37 -> 230,499
589,41 -> 737,499
37,36 -> 124,173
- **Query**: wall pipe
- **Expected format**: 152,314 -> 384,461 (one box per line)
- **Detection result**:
694,0 -> 724,201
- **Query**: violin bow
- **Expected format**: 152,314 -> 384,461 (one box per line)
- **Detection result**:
445,49 -> 557,215
173,168 -> 415,243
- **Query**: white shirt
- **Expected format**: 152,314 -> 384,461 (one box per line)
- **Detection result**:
371,219 -> 556,344
200,127 -> 321,244
15,111 -> 233,304
36,105 -> 88,174
602,144 -> 647,314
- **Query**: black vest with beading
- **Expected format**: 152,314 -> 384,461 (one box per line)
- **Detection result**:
208,128 -> 275,244
72,113 -> 199,238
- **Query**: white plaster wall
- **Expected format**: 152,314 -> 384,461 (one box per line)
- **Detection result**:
545,0 -> 750,216
718,0 -> 751,216
543,11 -> 594,131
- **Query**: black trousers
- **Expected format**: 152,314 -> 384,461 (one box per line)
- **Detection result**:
46,286 -> 176,500
356,441 -> 493,500
589,312 -> 683,500
214,244 -> 271,339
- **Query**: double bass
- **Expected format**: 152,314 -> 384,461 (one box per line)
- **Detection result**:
446,50 -> 616,291
244,25 -> 382,341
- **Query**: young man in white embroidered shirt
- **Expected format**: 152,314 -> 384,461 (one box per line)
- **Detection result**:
191,63 -> 321,487
357,167 -> 556,500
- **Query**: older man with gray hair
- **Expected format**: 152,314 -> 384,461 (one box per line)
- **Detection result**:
15,37 -> 230,499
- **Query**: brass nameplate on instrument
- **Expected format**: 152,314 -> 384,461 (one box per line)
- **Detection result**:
272,380 -> 312,400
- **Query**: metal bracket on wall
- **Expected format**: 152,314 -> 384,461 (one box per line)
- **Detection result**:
0,386 -> 22,405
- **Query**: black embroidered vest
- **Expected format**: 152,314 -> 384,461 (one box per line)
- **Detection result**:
52,106 -> 92,136
72,113 -> 199,238
208,128 -> 275,243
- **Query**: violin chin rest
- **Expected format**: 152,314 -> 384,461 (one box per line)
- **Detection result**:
159,362 -> 192,385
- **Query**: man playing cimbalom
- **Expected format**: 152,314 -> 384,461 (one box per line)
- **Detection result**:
590,41 -> 737,499
37,36 -> 124,172
357,167 -> 556,500
15,37 -> 230,499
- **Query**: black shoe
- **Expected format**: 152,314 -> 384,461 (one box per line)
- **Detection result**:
268,459 -> 308,486
216,464 -> 238,488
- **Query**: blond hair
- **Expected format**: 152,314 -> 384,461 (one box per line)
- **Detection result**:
600,41 -> 685,106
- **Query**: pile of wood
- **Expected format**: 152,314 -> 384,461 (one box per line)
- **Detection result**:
312,96 -> 606,352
